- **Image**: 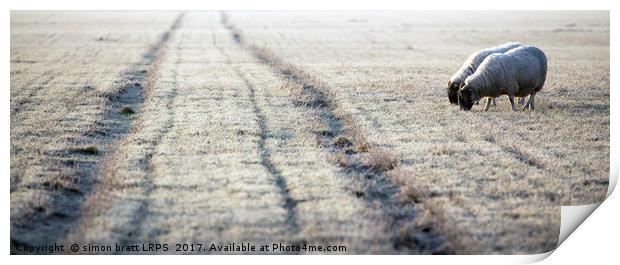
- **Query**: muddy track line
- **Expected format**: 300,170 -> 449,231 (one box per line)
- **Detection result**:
468,119 -> 552,178
220,12 -> 449,254
112,14 -> 184,249
115,52 -> 180,249
66,12 -> 301,253
211,23 -> 387,253
210,40 -> 303,253
499,144 -> 547,171
62,13 -> 185,252
99,13 -> 304,252
214,43 -> 301,235
10,13 -> 185,254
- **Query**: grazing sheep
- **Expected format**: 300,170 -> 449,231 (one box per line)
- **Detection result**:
447,42 -> 524,105
458,45 -> 547,111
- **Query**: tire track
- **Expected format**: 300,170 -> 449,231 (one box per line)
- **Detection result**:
213,34 -> 301,238
70,13 -> 184,252
220,12 -> 448,254
500,145 -> 547,171
116,47 -> 181,249
10,13 -> 184,254
476,124 -> 549,171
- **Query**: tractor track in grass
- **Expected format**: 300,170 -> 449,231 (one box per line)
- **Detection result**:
10,12 -> 185,254
73,13 -> 184,252
213,41 -> 301,236
220,12 -> 449,254
112,14 -> 184,249
500,145 -> 547,171
115,46 -> 180,251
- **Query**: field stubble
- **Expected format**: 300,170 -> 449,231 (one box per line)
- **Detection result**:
10,11 -> 609,254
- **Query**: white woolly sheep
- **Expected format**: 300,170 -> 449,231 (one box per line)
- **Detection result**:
447,42 -> 524,106
457,45 -> 548,111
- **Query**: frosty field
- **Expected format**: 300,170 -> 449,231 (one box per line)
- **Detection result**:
10,11 -> 609,254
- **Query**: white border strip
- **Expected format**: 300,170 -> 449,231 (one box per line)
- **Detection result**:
2,0 -> 616,263
3,0 -> 615,10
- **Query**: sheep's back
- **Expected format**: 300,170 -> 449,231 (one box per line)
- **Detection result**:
450,42 -> 524,84
469,42 -> 524,69
506,46 -> 548,93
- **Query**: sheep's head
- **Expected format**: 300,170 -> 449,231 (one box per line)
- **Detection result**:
447,81 -> 460,105
458,84 -> 478,111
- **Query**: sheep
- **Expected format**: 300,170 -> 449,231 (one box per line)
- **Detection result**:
457,45 -> 548,111
447,42 -> 524,106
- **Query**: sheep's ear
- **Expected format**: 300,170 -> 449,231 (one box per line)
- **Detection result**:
447,81 -> 451,87
459,82 -> 466,89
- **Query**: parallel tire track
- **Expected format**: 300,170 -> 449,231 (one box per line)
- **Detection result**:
117,37 -> 181,247
10,13 -> 184,254
220,12 -> 449,254
500,145 -> 547,171
76,13 -> 185,252
213,34 -> 302,240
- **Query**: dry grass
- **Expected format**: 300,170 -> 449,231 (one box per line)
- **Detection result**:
10,11 -> 609,255
68,12 -> 182,247
65,12 -> 406,254
247,40 -> 402,174
226,11 -> 609,254
224,18 -> 449,253
10,11 -> 181,250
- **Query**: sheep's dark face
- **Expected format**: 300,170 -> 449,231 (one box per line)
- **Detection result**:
458,85 -> 476,111
447,81 -> 460,105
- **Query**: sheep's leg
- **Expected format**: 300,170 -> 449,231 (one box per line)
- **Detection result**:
522,93 -> 536,111
492,97 -> 497,106
483,97 -> 492,111
518,96 -> 526,106
521,98 -> 530,111
509,96 -> 517,111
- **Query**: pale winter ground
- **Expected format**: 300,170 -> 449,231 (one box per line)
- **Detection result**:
10,11 -> 609,254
